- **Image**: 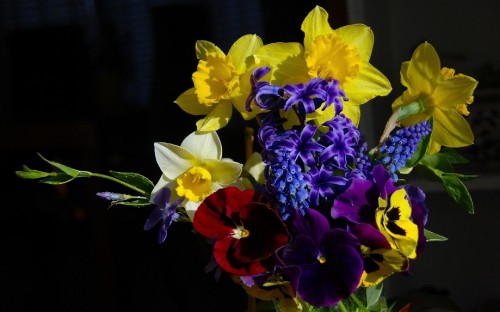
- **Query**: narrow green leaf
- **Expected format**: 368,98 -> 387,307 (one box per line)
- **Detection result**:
15,165 -> 52,180
109,171 -> 154,194
40,174 -> 75,184
37,153 -> 83,178
111,198 -> 152,207
441,173 -> 475,214
425,229 -> 448,241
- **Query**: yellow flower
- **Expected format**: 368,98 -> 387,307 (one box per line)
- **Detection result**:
151,131 -> 242,220
392,42 -> 478,152
175,35 -> 263,132
376,188 -> 419,259
254,5 -> 391,127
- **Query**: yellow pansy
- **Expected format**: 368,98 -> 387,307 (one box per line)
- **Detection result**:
376,188 -> 419,259
151,131 -> 243,220
392,42 -> 478,153
175,35 -> 264,132
254,5 -> 391,127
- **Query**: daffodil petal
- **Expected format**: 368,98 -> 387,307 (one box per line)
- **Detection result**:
432,108 -> 474,147
406,42 -> 440,95
196,100 -> 233,132
301,5 -> 332,51
175,87 -> 212,115
195,40 -> 225,60
343,61 -> 392,106
205,159 -> 243,186
255,42 -> 308,85
228,34 -> 263,71
154,142 -> 196,180
342,104 -> 361,127
180,131 -> 222,160
433,74 -> 478,109
335,24 -> 374,61
185,200 -> 202,221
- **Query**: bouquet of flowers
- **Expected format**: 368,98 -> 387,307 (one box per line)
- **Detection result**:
16,5 -> 479,312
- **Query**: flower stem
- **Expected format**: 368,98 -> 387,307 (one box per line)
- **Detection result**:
89,172 -> 150,196
337,301 -> 348,312
350,294 -> 369,312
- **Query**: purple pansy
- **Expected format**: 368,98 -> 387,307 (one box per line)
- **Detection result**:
280,209 -> 363,307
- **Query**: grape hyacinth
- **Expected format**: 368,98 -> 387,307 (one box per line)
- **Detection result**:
379,120 -> 432,180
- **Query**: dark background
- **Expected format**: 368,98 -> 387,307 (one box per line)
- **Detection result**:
1,1 -> 499,311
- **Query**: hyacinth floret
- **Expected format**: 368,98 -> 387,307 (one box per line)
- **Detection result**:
248,67 -> 348,123
379,120 -> 432,180
319,115 -> 361,171
283,77 -> 347,116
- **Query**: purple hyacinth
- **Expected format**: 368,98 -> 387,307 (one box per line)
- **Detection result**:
319,114 -> 361,171
379,120 -> 432,180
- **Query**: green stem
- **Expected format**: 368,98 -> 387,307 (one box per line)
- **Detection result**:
89,172 -> 150,196
337,301 -> 348,312
350,294 -> 369,312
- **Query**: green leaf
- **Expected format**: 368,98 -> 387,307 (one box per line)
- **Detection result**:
37,153 -> 87,178
109,171 -> 154,194
441,173 -> 475,214
40,174 -> 75,184
424,229 -> 448,241
439,147 -> 470,165
420,153 -> 454,173
110,198 -> 152,208
365,283 -> 384,308
15,165 -> 52,180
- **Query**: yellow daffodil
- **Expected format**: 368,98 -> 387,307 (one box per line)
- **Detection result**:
254,5 -> 391,127
151,131 -> 243,220
392,42 -> 478,153
175,35 -> 264,132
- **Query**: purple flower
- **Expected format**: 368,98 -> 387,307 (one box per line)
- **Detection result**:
306,165 -> 348,207
319,115 -> 360,170
280,209 -> 363,307
144,187 -> 184,244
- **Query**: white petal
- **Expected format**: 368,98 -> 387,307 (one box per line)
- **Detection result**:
185,200 -> 202,221
181,131 -> 222,160
154,142 -> 196,180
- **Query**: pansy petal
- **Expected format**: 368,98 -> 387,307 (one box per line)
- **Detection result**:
292,208 -> 330,246
332,178 -> 378,224
154,143 -> 196,180
180,131 -> 222,160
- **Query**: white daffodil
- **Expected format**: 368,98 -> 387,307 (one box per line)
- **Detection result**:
151,131 -> 243,220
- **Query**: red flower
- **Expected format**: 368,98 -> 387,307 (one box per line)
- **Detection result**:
193,186 -> 289,276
